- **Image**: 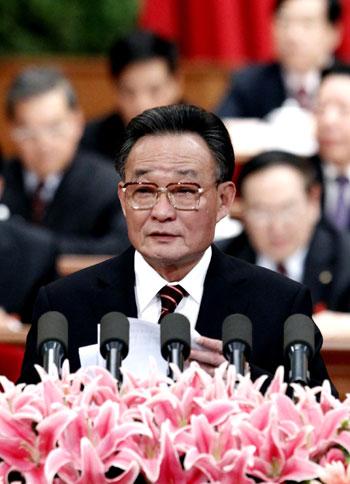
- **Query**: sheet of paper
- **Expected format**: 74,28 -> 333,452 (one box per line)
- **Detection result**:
78,317 -> 204,378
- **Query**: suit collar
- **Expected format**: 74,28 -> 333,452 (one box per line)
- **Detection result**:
92,247 -> 137,319
196,245 -> 251,338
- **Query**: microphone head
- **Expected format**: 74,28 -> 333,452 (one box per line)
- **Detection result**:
222,313 -> 252,359
37,311 -> 68,354
100,312 -> 129,359
284,313 -> 315,357
160,313 -> 191,360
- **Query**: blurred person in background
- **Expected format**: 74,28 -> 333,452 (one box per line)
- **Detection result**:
80,30 -> 183,162
218,150 -> 350,318
0,162 -> 57,323
314,64 -> 350,232
1,66 -> 129,255
216,0 -> 342,119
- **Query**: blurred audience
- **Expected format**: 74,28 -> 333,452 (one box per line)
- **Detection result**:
218,151 -> 350,316
216,0 -> 342,119
314,63 -> 350,231
80,30 -> 183,162
1,66 -> 129,255
0,164 -> 57,322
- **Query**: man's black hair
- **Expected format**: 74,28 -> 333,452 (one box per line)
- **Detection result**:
237,150 -> 320,194
321,62 -> 350,81
273,0 -> 342,24
109,30 -> 179,78
116,104 -> 235,183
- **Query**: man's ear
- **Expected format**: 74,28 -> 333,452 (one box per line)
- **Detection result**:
117,182 -> 127,216
216,181 -> 236,223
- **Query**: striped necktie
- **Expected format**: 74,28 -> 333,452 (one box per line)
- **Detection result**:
158,285 -> 188,323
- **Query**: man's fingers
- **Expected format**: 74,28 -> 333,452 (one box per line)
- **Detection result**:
195,336 -> 223,353
190,348 -> 226,367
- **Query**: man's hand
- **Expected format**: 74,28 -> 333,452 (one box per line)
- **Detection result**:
188,335 -> 226,376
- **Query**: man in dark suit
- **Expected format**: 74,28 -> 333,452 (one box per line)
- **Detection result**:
216,0 -> 342,119
80,30 -> 183,163
2,66 -> 129,255
18,105 -> 335,395
218,150 -> 350,315
314,64 -> 350,232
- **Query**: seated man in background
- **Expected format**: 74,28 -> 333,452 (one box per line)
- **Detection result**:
0,163 -> 57,323
216,0 -> 342,118
314,63 -> 350,232
1,66 -> 129,255
19,104 -> 334,395
218,150 -> 350,319
80,30 -> 183,162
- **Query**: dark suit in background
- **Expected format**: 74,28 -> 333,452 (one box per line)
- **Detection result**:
80,112 -> 125,163
2,150 -> 130,255
0,218 -> 57,322
18,245 -> 333,391
218,219 -> 350,313
216,63 -> 287,119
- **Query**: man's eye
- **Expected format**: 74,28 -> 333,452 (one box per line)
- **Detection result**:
174,186 -> 197,195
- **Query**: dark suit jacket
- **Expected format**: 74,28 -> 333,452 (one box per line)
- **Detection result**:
80,112 -> 126,163
18,245 -> 333,394
2,150 -> 130,255
217,220 -> 350,312
0,218 -> 57,322
216,62 -> 287,119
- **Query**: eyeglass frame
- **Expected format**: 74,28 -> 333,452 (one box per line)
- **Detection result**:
121,181 -> 219,211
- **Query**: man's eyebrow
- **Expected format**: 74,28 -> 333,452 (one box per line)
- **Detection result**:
132,168 -> 200,178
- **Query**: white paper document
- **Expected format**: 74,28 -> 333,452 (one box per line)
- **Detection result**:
78,317 -> 203,378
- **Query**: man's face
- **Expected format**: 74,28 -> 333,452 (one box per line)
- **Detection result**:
10,87 -> 84,179
115,59 -> 182,124
273,0 -> 340,73
316,75 -> 350,170
118,133 -> 235,280
241,165 -> 319,263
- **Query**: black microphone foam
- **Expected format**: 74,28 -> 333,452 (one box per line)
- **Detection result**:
37,311 -> 68,354
100,312 -> 129,359
160,313 -> 191,360
284,314 -> 315,357
222,313 -> 252,359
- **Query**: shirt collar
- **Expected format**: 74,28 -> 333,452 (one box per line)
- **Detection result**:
323,162 -> 350,181
283,69 -> 320,96
257,246 -> 307,282
24,170 -> 63,201
134,246 -> 212,313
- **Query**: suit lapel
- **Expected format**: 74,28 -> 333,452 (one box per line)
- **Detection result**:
91,247 -> 138,321
196,246 -> 250,339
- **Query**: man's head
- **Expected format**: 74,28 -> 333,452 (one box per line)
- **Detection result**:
316,64 -> 350,172
117,104 -> 236,281
238,150 -> 321,263
6,66 -> 84,179
272,0 -> 342,74
109,30 -> 182,124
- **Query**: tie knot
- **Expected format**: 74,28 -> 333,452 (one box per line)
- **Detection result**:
336,175 -> 349,187
158,284 -> 187,322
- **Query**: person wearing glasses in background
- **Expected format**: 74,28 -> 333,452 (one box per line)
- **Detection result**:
19,105 -> 335,396
1,66 -> 129,255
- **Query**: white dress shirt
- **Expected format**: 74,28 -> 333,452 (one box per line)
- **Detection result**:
323,163 -> 350,221
257,247 -> 307,283
24,170 -> 63,203
134,247 -> 212,329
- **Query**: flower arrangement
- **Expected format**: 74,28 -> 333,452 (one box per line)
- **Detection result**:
0,362 -> 349,483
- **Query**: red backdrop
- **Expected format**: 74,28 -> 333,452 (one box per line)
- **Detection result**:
139,0 -> 350,67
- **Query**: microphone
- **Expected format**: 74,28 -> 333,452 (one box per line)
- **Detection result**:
100,312 -> 129,382
284,314 -> 315,385
37,311 -> 68,378
160,313 -> 191,378
222,314 -> 252,375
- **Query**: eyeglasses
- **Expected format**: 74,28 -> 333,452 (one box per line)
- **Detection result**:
122,181 -> 213,211
11,120 -> 71,143
244,202 -> 304,226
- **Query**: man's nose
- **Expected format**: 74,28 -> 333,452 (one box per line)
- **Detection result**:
150,192 -> 176,220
